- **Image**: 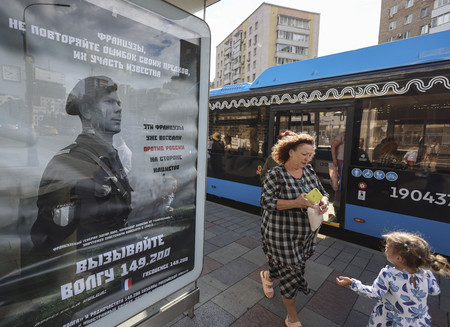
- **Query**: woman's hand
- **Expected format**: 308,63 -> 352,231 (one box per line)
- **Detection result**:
336,276 -> 352,286
318,197 -> 329,214
296,194 -> 316,209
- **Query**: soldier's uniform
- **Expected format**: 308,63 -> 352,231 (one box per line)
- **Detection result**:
31,132 -> 133,248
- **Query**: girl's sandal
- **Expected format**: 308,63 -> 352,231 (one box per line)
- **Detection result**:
260,270 -> 274,298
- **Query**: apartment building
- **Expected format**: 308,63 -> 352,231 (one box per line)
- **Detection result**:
212,3 -> 319,88
379,0 -> 450,43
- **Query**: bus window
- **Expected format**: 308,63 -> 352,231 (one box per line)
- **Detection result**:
357,94 -> 450,172
318,111 -> 346,147
208,106 -> 269,186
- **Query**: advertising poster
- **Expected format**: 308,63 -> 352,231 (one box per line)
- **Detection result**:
0,1 -> 208,326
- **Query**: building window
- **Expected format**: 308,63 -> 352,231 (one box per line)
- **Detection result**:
277,30 -> 309,42
247,76 -> 250,82
421,6 -> 430,18
420,24 -> 429,34
388,36 -> 396,42
404,30 -> 411,38
247,63 -> 250,71
278,15 -> 310,29
434,0 -> 450,8
249,39 -> 252,47
254,35 -> 258,44
276,44 -> 308,55
255,21 -> 258,30
252,73 -> 255,80
253,61 -> 256,69
253,48 -> 256,56
431,12 -> 450,27
389,5 -> 398,17
276,57 -> 295,65
405,14 -> 413,24
249,26 -> 252,34
389,21 -> 397,30
406,0 -> 414,8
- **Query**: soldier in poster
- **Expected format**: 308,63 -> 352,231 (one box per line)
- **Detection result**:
30,75 -> 133,249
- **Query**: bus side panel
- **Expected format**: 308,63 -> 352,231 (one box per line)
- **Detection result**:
207,177 -> 262,207
345,204 -> 449,256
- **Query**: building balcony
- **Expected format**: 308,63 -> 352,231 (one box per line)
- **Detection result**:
276,38 -> 308,47
275,51 -> 308,61
276,24 -> 310,35
232,61 -> 241,70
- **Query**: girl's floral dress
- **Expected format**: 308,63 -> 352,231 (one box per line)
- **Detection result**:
350,265 -> 440,326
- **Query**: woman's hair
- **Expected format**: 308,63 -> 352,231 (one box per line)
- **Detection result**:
272,133 -> 315,164
277,130 -> 296,140
383,231 -> 450,276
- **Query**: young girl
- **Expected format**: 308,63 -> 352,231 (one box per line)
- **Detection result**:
336,232 -> 449,326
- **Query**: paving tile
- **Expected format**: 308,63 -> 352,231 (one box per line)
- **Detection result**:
201,255 -> 223,276
298,307 -> 340,327
317,237 -> 336,247
323,246 -> 341,258
343,264 -> 365,279
342,245 -> 360,255
355,249 -> 374,259
204,229 -> 216,241
258,286 -> 312,320
230,304 -> 285,327
343,309 -> 370,327
331,240 -> 346,251
366,254 -> 387,273
353,295 -> 377,316
241,246 -> 267,266
314,254 -> 334,266
208,242 -> 250,265
350,255 -> 370,268
208,230 -> 242,247
314,243 -> 328,254
207,224 -> 230,235
212,277 -> 264,318
335,251 -> 355,263
198,273 -> 229,292
169,301 -> 236,327
235,236 -> 260,249
305,260 -> 333,291
441,291 -> 450,312
196,276 -> 225,306
203,240 -> 220,255
328,259 -> 348,272
358,269 -> 378,285
428,292 -> 439,308
306,280 -> 357,325
429,306 -> 449,327
209,257 -> 258,286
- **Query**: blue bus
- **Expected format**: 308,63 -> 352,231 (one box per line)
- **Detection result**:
207,30 -> 450,256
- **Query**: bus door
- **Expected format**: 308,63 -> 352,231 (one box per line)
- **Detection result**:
272,103 -> 352,227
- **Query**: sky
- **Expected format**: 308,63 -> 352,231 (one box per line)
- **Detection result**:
195,0 -> 383,81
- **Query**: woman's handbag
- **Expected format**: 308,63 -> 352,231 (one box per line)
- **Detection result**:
307,206 -> 323,231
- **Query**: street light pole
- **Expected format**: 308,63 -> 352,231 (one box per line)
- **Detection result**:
22,3 -> 70,166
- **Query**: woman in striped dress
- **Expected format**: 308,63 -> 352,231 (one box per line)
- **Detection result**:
260,133 -> 329,327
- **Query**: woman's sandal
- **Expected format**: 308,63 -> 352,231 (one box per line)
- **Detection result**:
285,316 -> 302,327
260,270 -> 274,298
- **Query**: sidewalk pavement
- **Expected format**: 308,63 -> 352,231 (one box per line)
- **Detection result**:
165,201 -> 450,327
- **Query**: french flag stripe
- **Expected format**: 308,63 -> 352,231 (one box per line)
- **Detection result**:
122,278 -> 132,291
